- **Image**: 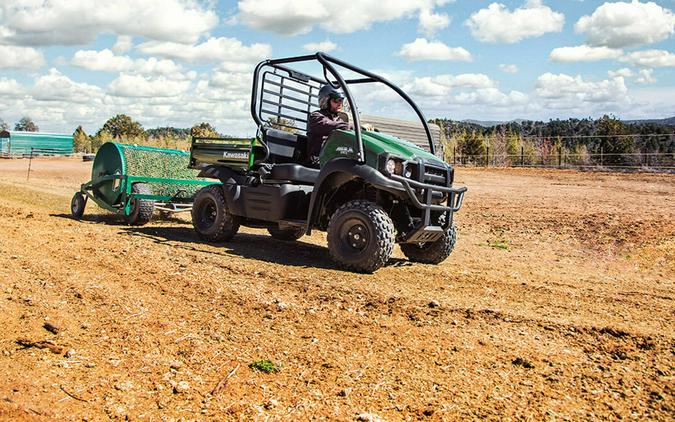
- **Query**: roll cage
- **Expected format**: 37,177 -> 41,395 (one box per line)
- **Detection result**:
250,52 -> 436,164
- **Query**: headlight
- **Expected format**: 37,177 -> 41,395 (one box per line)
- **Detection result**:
404,166 -> 413,178
385,158 -> 396,174
379,155 -> 406,176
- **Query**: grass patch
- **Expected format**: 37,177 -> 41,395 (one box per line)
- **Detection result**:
486,239 -> 510,251
249,360 -> 281,373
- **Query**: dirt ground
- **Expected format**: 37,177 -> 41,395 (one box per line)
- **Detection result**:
0,157 -> 672,420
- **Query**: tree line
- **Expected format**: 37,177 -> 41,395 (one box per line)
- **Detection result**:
4,114 -> 674,167
0,116 -> 40,132
432,115 -> 675,166
71,115 -> 226,153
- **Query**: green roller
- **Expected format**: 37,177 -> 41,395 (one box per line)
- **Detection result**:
73,141 -> 219,225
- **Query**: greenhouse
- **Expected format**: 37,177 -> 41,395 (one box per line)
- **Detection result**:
0,130 -> 74,157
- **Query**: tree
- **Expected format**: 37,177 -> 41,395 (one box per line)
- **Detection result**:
73,126 -> 90,153
459,130 -> 486,165
15,116 -> 39,132
0,118 -> 8,131
268,117 -> 297,134
190,122 -> 219,138
91,129 -> 112,152
98,114 -> 145,140
595,114 -> 633,165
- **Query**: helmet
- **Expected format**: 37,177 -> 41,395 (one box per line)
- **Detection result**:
318,84 -> 344,110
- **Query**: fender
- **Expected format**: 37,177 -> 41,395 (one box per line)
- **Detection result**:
196,165 -> 246,216
196,165 -> 244,185
305,158 -> 405,234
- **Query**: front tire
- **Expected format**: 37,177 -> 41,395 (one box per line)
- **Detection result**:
327,200 -> 394,273
191,185 -> 240,242
125,183 -> 154,226
268,225 -> 304,241
400,225 -> 457,264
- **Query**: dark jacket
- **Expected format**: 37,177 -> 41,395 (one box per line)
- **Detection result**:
306,109 -> 351,166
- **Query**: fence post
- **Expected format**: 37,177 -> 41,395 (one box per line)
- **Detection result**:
558,146 -> 562,167
485,146 -> 489,167
600,148 -> 604,167
520,146 -> 524,166
453,146 -> 456,166
27,147 -> 34,181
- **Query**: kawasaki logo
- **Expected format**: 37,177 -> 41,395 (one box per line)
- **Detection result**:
223,151 -> 249,160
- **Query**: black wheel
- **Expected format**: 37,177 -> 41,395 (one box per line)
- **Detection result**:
327,200 -> 395,273
191,185 -> 240,242
267,225 -> 304,241
125,183 -> 154,226
401,225 -> 457,264
71,192 -> 86,219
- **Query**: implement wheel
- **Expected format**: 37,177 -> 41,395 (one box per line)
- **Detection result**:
267,225 -> 304,241
191,185 -> 240,242
327,200 -> 394,273
401,225 -> 457,264
71,192 -> 86,219
125,183 -> 154,226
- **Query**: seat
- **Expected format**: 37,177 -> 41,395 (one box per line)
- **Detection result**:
269,163 -> 319,185
264,129 -> 296,162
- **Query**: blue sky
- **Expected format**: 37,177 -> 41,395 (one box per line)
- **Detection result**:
0,0 -> 674,135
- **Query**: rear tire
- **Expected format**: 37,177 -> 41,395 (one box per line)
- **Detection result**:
71,192 -> 86,219
400,225 -> 457,264
267,226 -> 304,241
191,185 -> 240,242
125,183 -> 154,226
327,200 -> 394,273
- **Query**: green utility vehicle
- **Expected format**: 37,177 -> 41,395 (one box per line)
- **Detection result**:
189,53 -> 466,272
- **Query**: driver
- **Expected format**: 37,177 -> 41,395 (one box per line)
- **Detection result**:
306,85 -> 353,167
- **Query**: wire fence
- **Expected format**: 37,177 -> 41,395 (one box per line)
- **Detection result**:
447,133 -> 675,172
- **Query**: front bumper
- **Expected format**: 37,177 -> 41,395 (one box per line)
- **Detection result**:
382,158 -> 467,244
390,174 -> 467,213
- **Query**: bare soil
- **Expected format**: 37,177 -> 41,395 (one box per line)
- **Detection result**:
0,157 -> 673,420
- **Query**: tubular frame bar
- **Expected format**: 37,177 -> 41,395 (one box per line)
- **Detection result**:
250,52 -> 437,163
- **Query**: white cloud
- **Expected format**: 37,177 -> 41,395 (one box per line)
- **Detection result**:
71,49 -> 187,79
72,50 -> 135,73
32,69 -> 103,103
403,73 -> 496,97
112,36 -> 134,54
108,74 -> 191,98
397,38 -> 472,62
303,40 -> 337,52
608,68 -> 634,78
550,45 -> 624,62
0,77 -> 23,96
235,0 -> 449,35
454,89 -> 528,107
0,45 -> 45,69
575,1 -> 675,48
0,0 -> 218,46
498,64 -> 519,74
635,69 -> 656,84
418,9 -> 450,37
136,37 -> 271,65
465,0 -> 564,44
535,73 -> 629,109
620,49 -> 675,67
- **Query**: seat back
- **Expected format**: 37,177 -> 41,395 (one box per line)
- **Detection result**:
263,128 -> 308,164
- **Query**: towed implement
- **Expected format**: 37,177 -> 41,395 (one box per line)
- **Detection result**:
71,142 -> 218,225
189,53 -> 467,273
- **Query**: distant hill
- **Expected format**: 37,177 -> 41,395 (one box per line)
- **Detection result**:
624,116 -> 675,126
462,117 -> 675,127
461,119 -> 509,127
